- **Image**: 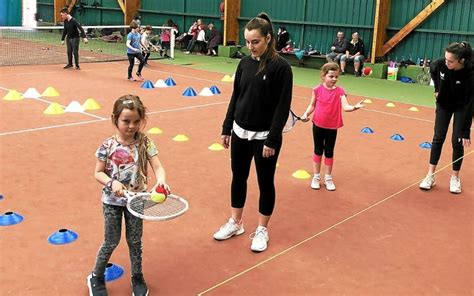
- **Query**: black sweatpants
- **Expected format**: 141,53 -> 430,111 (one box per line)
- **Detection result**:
230,132 -> 282,216
127,52 -> 145,79
66,37 -> 80,66
429,104 -> 468,171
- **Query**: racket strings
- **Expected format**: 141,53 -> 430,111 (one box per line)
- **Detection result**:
128,194 -> 187,219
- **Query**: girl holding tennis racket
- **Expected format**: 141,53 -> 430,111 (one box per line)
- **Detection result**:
300,62 -> 364,191
87,94 -> 169,296
215,13 -> 293,252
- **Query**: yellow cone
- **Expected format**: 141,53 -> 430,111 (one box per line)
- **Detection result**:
363,98 -> 372,104
208,143 -> 224,151
148,127 -> 163,134
292,169 -> 311,179
3,90 -> 23,101
82,98 -> 101,110
41,87 -> 60,97
173,134 -> 189,142
43,102 -> 65,115
221,75 -> 233,82
408,106 -> 419,112
385,102 -> 396,108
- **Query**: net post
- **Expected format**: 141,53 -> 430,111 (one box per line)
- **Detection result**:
170,27 -> 175,59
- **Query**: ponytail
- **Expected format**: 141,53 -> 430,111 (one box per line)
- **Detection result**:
446,41 -> 472,67
245,12 -> 278,74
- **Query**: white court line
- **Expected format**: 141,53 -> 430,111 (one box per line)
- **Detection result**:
197,150 -> 473,295
0,86 -> 105,120
0,101 -> 228,136
0,119 -> 105,136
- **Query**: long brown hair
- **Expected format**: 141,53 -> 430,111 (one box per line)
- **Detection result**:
111,94 -> 149,185
245,12 -> 278,74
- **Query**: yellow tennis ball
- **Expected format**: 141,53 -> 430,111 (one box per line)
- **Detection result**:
151,186 -> 168,203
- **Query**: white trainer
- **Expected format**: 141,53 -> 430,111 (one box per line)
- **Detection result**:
310,175 -> 321,189
324,175 -> 336,191
250,226 -> 269,252
419,174 -> 436,190
213,218 -> 244,240
449,176 -> 461,194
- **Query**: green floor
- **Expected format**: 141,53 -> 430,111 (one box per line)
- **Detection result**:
159,51 -> 436,107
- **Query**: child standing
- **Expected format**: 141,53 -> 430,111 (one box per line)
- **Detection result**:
87,95 -> 170,296
141,25 -> 155,66
300,62 -> 364,190
126,21 -> 145,81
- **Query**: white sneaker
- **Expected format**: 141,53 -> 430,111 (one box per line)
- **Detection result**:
250,226 -> 269,252
419,174 -> 436,190
324,175 -> 336,191
213,218 -> 244,240
449,176 -> 461,194
310,175 -> 320,189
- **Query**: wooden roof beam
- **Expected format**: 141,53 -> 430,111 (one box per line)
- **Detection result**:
223,0 -> 241,46
381,0 -> 446,56
124,0 -> 140,26
54,0 -> 77,24
370,0 -> 391,63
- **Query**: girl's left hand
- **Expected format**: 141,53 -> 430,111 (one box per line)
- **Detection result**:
154,183 -> 171,195
262,145 -> 275,158
354,100 -> 365,109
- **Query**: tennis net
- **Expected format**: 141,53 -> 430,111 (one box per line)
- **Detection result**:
0,25 -> 175,66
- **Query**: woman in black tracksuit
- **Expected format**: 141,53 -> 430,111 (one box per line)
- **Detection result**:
419,42 -> 473,194
213,13 -> 293,252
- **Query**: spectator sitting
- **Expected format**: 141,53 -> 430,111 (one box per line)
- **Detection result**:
177,20 -> 197,50
326,31 -> 347,63
206,23 -> 222,56
185,19 -> 205,54
276,26 -> 289,51
340,32 -> 365,76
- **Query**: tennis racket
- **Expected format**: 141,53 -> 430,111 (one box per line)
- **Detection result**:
282,109 -> 301,133
123,190 -> 188,221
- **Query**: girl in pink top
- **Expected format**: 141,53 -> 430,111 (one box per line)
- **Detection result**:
301,62 -> 364,191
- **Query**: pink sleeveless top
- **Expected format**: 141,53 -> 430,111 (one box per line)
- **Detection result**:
312,85 -> 345,129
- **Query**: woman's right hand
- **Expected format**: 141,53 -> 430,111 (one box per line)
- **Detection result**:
221,135 -> 230,149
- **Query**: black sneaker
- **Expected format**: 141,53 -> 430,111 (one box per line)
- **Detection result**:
87,273 -> 108,296
131,273 -> 149,296
355,71 -> 361,77
63,64 -> 73,69
340,71 -> 345,75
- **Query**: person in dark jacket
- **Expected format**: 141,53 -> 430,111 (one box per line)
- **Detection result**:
276,26 -> 289,51
326,31 -> 348,63
340,32 -> 365,76
213,13 -> 293,253
419,41 -> 473,194
60,8 -> 88,70
206,23 -> 222,56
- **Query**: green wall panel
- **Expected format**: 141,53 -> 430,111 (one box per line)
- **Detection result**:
239,0 -> 374,56
387,0 -> 474,62
37,0 -> 55,24
1,0 -> 22,26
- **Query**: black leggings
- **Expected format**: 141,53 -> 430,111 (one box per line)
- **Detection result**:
429,104 -> 467,171
230,132 -> 282,216
312,124 -> 338,158
127,52 -> 145,79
